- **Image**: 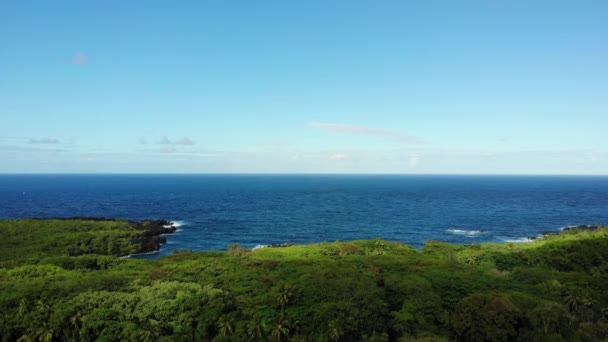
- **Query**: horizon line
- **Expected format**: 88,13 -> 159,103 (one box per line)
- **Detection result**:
1,172 -> 607,177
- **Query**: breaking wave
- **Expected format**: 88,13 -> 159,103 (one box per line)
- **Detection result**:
499,237 -> 534,243
171,220 -> 188,232
446,229 -> 485,237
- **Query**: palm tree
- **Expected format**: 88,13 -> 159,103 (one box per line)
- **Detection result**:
276,284 -> 297,313
35,300 -> 50,318
328,320 -> 344,342
270,317 -> 290,342
67,311 -> 83,340
139,330 -> 155,342
16,335 -> 33,342
581,294 -> 598,308
140,319 -> 161,342
18,299 -> 28,318
36,324 -> 53,342
565,292 -> 582,313
217,315 -> 235,337
247,318 -> 267,341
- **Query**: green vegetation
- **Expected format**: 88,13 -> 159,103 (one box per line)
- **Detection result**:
1,219 -> 608,341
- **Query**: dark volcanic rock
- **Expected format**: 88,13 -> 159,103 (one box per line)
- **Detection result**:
560,225 -> 598,232
129,219 -> 177,254
542,225 -> 601,237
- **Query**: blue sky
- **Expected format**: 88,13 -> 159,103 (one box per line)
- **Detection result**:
1,0 -> 606,174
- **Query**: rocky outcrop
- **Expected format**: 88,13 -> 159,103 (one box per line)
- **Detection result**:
31,217 -> 177,255
542,225 -> 601,237
129,219 -> 177,254
560,224 -> 600,232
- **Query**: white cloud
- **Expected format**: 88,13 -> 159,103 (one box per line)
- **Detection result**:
155,136 -> 196,146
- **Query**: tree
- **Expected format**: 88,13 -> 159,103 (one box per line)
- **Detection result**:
528,301 -> 569,335
565,292 -> 582,313
270,317 -> 290,342
139,319 -> 161,342
247,318 -> 267,341
36,324 -> 53,342
217,315 -> 235,337
328,319 -> 344,341
275,284 -> 297,313
452,294 -> 522,342
16,335 -> 33,342
18,299 -> 28,318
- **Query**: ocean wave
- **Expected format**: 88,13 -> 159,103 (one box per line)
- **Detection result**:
171,221 -> 187,231
252,245 -> 268,251
446,229 -> 485,237
499,237 -> 534,243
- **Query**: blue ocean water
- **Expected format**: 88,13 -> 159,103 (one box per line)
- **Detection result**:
1,174 -> 607,256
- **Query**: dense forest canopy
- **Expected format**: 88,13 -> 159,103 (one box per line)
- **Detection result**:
0,219 -> 607,341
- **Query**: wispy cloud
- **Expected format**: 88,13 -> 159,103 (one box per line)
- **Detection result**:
329,153 -> 350,160
72,52 -> 88,65
28,137 -> 60,144
0,145 -> 65,153
175,137 -> 195,146
157,136 -> 171,145
155,136 -> 196,146
307,122 -> 426,144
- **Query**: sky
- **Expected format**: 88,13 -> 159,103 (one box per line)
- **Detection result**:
1,0 -> 607,174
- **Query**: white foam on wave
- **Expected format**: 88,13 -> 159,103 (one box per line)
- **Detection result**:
446,229 -> 485,237
170,221 -> 187,231
500,237 -> 534,243
121,250 -> 160,258
252,245 -> 268,251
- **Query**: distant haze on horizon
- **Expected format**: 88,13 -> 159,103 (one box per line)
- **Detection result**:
1,1 -> 607,174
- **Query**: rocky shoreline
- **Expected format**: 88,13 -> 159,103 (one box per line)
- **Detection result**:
129,219 -> 177,254
32,217 -> 177,255
534,224 -> 601,240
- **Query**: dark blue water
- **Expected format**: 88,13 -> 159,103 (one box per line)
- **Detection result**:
1,174 -> 607,255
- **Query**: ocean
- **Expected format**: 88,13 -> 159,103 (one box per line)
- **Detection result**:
1,174 -> 607,256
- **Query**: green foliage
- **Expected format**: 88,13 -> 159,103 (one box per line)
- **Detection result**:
228,243 -> 251,257
0,219 -> 138,267
1,219 -> 608,341
452,293 -> 522,341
